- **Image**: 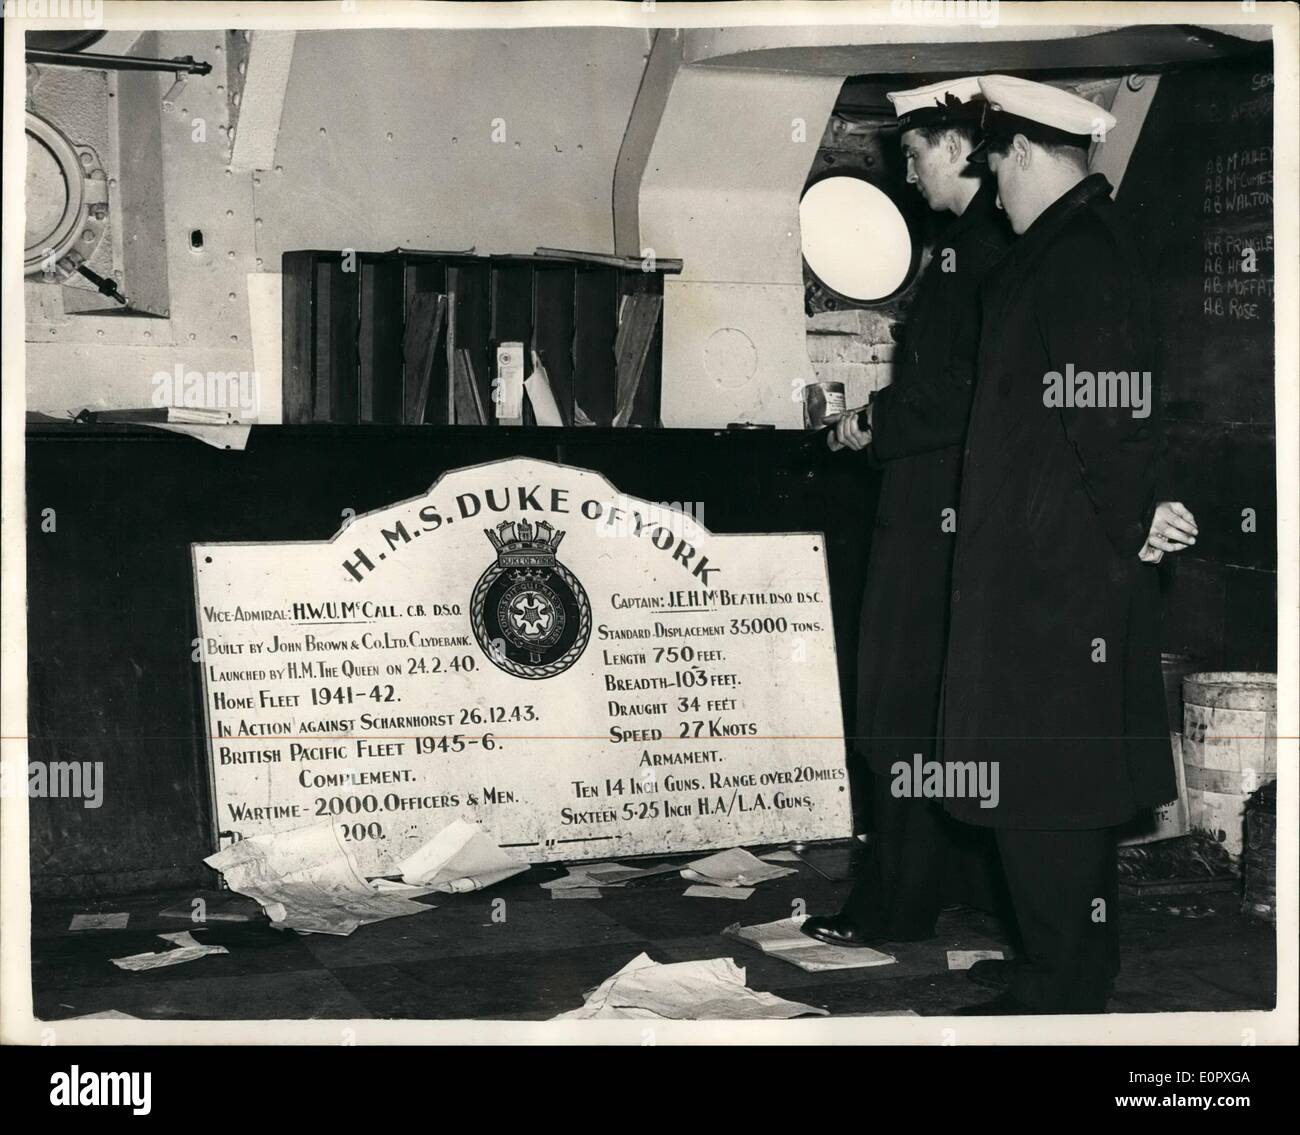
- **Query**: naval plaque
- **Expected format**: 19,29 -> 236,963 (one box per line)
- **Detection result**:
193,458 -> 850,874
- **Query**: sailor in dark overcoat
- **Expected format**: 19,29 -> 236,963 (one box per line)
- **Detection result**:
803,78 -> 1011,949
947,75 -> 1180,1014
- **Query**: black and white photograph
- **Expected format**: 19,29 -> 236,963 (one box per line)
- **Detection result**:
2,0 -> 1296,1071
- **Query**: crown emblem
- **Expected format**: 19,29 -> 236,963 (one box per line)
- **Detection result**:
484,519 -> 566,568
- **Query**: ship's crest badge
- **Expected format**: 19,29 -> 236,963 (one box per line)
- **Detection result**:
471,519 -> 590,679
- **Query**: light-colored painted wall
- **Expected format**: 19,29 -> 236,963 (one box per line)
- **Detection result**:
255,27 -> 651,261
25,27 -> 652,417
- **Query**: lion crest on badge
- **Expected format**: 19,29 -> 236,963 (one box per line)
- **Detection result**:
471,519 -> 591,679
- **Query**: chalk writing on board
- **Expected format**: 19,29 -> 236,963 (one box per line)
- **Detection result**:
1202,71 -> 1272,124
1202,145 -> 1273,217
1203,231 -> 1273,321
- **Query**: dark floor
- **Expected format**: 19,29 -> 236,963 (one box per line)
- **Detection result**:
32,842 -> 1276,1021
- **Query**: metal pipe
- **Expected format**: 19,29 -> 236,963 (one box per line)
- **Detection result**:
26,50 -> 211,75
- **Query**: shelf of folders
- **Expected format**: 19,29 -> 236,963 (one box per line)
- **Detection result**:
281,246 -> 681,428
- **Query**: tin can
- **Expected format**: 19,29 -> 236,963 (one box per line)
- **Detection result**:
802,381 -> 846,430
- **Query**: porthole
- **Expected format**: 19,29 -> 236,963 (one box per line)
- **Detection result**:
800,174 -> 916,305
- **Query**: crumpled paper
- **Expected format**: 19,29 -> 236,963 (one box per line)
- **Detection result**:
680,847 -> 798,888
205,820 -> 435,935
112,931 -> 229,971
554,952 -> 827,1020
396,818 -> 527,892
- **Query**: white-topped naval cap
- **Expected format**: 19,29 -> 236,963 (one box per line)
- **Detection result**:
976,74 -> 1116,139
886,76 -> 984,130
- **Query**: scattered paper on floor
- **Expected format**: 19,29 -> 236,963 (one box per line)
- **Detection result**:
61,1010 -> 141,1020
552,888 -> 604,899
584,862 -> 684,885
759,849 -> 803,863
684,885 -> 754,900
370,878 -> 440,897
396,818 -> 527,892
541,862 -> 627,890
70,913 -> 129,931
724,917 -> 896,972
159,894 -> 260,923
205,820 -> 435,935
554,953 -> 827,1020
681,848 -> 798,888
946,949 -> 1004,971
112,931 -> 229,971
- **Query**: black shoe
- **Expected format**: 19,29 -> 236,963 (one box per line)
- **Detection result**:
800,914 -> 884,949
966,958 -> 1012,991
954,992 -> 1045,1016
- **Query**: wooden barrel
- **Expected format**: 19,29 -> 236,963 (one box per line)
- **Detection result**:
1182,672 -> 1276,858
1160,652 -> 1204,733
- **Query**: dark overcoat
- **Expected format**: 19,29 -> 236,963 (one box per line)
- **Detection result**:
941,173 -> 1176,830
855,180 -> 1012,775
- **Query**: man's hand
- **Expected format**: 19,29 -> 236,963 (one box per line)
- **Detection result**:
1138,500 -> 1198,563
827,404 -> 871,452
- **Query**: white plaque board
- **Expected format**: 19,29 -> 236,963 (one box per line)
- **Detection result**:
193,458 -> 849,874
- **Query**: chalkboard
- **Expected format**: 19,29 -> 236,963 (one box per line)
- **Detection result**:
1114,52 -> 1276,672
1117,55 -> 1274,427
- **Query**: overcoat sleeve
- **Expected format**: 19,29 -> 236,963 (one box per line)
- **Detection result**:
1038,232 -> 1162,559
867,270 -> 982,463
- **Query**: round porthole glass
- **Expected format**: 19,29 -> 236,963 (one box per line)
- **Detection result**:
800,175 -> 914,304
25,113 -> 86,274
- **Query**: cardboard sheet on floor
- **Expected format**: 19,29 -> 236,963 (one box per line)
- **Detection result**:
159,893 -> 262,923
396,818 -> 527,892
946,949 -> 1005,971
112,931 -> 230,971
61,1010 -> 141,1020
69,913 -> 130,931
205,820 -> 435,935
681,848 -> 797,888
554,952 -> 827,1020
540,862 -> 628,890
793,843 -> 857,881
724,917 -> 896,972
684,885 -> 754,900
584,862 -> 684,885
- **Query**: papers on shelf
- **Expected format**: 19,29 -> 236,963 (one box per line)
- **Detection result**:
525,351 -> 565,426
